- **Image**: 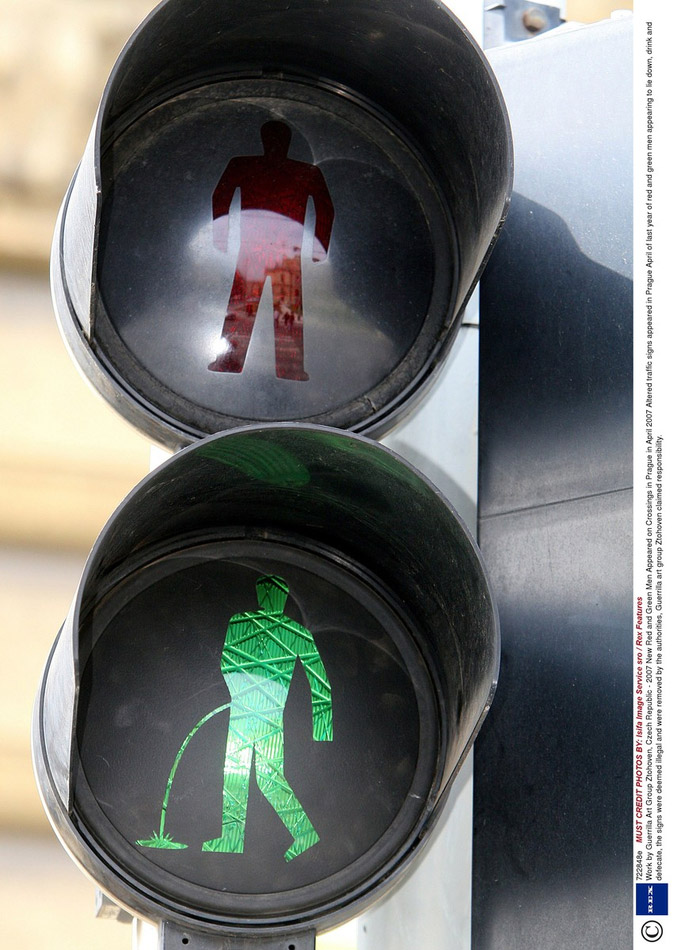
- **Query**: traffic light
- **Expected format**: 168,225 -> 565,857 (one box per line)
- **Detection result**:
34,424 -> 500,941
36,0 -> 511,944
52,0 -> 512,448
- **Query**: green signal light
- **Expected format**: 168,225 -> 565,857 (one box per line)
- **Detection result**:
138,575 -> 333,862
197,438 -> 311,488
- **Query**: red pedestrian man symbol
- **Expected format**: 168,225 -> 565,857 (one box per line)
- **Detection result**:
208,121 -> 335,380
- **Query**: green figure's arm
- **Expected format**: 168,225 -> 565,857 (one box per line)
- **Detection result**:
297,631 -> 333,742
224,614 -> 251,643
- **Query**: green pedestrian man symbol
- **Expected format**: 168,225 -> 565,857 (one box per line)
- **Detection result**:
137,575 -> 333,861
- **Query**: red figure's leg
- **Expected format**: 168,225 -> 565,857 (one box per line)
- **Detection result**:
208,266 -> 263,373
273,256 -> 307,381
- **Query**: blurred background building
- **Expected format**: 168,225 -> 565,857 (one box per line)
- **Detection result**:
2,3 -> 156,947
0,1 -> 632,947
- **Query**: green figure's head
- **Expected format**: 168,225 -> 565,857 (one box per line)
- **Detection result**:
256,575 -> 289,614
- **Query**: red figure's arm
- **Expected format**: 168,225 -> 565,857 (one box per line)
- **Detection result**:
309,167 -> 335,261
212,159 -> 242,219
212,159 -> 243,252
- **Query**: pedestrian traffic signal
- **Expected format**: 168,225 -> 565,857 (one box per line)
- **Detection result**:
38,0 -> 508,941
52,0 -> 511,448
33,426 -> 499,939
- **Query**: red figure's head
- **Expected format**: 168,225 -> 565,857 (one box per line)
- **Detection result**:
260,121 -> 292,161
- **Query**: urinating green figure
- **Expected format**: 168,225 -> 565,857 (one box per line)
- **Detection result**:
138,574 -> 333,861
204,574 -> 333,861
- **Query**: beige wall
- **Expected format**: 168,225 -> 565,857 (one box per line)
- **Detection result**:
566,0 -> 633,23
1,0 -> 155,828
1,0 -> 158,268
1,6 -> 154,946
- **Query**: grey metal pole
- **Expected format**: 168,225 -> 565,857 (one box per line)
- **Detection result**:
358,301 -> 482,950
357,15 -> 486,950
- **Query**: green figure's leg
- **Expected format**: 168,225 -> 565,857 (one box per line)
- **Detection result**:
254,733 -> 319,862
202,724 -> 253,852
